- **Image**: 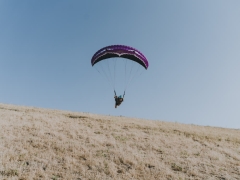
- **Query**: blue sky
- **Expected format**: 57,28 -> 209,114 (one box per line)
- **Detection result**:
0,1 -> 240,129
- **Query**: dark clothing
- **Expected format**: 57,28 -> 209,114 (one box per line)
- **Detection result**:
114,96 -> 124,108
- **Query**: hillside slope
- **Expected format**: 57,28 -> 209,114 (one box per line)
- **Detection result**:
0,103 -> 240,180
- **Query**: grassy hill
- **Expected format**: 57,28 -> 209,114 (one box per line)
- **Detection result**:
0,103 -> 240,180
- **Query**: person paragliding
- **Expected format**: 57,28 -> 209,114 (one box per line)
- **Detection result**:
114,95 -> 123,108
114,91 -> 125,108
91,45 -> 149,108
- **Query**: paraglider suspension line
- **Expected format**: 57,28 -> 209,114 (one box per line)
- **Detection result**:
98,62 -> 114,91
107,59 -> 114,89
124,60 -> 136,91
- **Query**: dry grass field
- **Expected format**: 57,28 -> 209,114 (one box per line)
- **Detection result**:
0,103 -> 240,180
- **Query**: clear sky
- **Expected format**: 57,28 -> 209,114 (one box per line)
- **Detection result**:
1,1 -> 240,129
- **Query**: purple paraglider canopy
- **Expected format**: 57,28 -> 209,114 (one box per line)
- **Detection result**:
91,45 -> 149,69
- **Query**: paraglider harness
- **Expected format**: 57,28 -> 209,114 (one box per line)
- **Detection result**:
114,90 -> 125,108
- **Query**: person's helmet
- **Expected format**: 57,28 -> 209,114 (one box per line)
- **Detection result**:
119,95 -> 122,98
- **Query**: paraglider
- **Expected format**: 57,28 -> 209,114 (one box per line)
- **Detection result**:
91,45 -> 149,108
114,95 -> 124,108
